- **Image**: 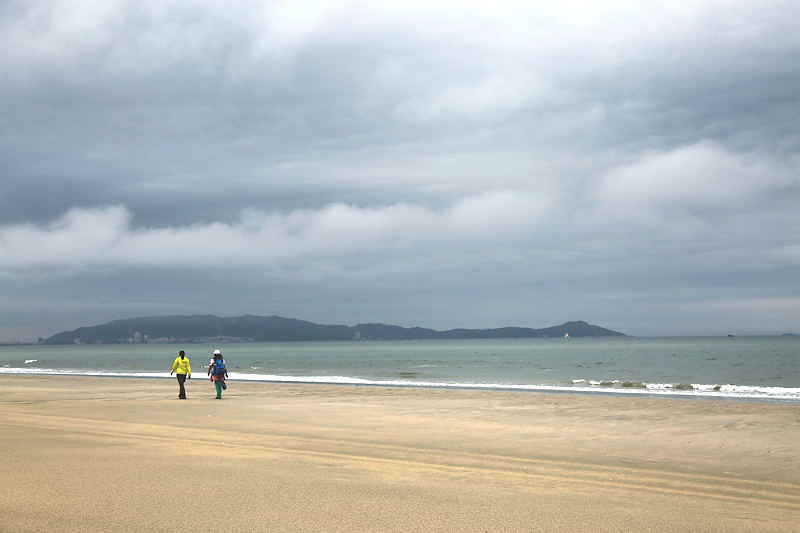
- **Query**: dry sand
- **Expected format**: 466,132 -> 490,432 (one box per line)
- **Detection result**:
1,375 -> 798,532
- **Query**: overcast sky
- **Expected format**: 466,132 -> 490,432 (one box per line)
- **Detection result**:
1,0 -> 798,341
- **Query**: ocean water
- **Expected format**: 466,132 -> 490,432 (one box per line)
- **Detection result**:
1,336 -> 798,402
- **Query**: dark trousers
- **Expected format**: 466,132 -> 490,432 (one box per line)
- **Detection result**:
176,373 -> 187,399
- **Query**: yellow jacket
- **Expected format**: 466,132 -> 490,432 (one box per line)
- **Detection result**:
171,356 -> 191,376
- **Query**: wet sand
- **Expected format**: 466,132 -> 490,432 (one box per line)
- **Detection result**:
1,375 -> 798,532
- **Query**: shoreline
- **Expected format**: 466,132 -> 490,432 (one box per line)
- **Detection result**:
2,374 -> 799,532
2,370 -> 798,404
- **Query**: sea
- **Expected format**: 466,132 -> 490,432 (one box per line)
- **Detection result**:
1,336 -> 798,403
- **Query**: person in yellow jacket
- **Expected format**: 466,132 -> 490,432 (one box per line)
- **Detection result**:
170,350 -> 191,399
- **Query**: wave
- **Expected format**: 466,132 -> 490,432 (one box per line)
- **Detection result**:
4,367 -> 798,402
1,367 -> 167,378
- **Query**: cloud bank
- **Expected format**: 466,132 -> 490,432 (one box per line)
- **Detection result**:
1,0 -> 798,340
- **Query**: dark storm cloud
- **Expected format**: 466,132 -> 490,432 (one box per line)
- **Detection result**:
0,0 -> 798,341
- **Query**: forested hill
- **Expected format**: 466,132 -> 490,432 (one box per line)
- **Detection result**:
44,315 -> 626,344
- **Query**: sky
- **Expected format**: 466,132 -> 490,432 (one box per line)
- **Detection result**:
1,0 -> 799,341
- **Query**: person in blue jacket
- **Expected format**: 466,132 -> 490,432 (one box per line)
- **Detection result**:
207,349 -> 227,399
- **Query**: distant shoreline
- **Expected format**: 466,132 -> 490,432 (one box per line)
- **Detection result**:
9,332 -> 800,347
41,315 -> 626,344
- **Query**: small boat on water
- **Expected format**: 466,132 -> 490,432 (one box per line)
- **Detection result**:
564,332 -> 569,338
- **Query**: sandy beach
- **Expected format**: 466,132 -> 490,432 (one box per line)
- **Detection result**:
1,375 -> 798,532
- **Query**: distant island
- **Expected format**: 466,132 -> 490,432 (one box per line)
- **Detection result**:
42,315 -> 626,345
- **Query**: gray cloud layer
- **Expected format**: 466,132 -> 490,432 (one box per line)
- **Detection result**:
1,0 -> 798,341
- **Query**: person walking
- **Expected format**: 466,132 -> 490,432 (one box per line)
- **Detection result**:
170,350 -> 191,399
207,349 -> 228,399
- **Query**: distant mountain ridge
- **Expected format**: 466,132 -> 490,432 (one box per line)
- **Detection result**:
43,315 -> 626,344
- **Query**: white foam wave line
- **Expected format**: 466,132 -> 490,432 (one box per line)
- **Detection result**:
228,373 -> 800,400
2,368 -> 798,400
0,367 -> 170,378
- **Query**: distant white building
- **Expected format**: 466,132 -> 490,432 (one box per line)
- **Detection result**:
133,332 -> 142,343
